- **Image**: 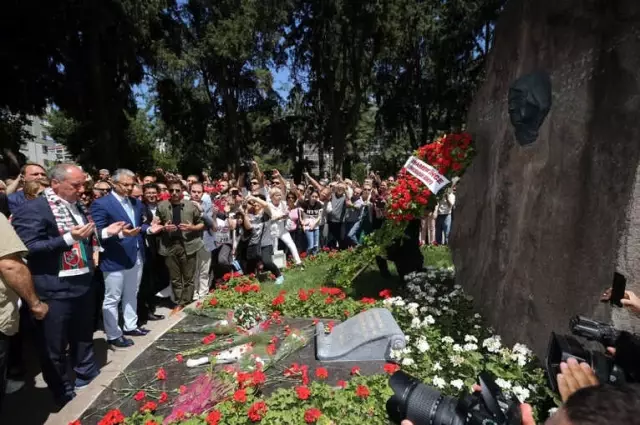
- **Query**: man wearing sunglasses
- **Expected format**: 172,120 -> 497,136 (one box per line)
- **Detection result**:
92,182 -> 112,199
155,181 -> 205,313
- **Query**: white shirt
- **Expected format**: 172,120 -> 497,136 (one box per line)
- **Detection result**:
437,193 -> 456,215
60,199 -> 88,247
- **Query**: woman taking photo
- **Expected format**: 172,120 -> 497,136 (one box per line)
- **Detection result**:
300,190 -> 324,255
268,187 -> 303,267
238,194 -> 284,285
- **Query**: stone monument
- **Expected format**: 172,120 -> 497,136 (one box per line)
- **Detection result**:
315,308 -> 406,362
451,0 -> 640,357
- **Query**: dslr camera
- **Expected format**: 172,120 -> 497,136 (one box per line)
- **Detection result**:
386,371 -> 522,425
546,315 -> 640,392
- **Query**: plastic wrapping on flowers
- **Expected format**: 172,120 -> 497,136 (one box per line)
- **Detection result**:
329,133 -> 476,289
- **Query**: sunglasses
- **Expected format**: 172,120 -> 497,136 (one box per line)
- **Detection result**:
169,189 -> 181,193
251,181 -> 260,185
287,197 -> 295,200
95,187 -> 111,192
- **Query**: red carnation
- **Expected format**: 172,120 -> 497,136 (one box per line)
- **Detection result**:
304,408 -> 322,423
384,363 -> 401,374
206,411 -> 222,425
133,390 -> 145,401
315,367 -> 328,380
233,389 -> 247,403
247,401 -> 267,422
156,367 -> 166,380
296,385 -> 311,400
350,366 -> 361,376
356,385 -> 370,398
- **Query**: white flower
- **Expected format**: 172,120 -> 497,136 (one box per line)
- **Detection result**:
482,336 -> 502,353
474,325 -> 481,329
512,385 -> 530,403
416,338 -> 430,353
463,343 -> 478,352
402,347 -> 412,355
495,378 -> 512,390
425,296 -> 436,304
473,313 -> 481,319
513,343 -> 532,356
394,299 -> 406,307
432,362 -> 443,371
390,349 -> 401,360
449,355 -> 465,367
419,306 -> 430,313
402,357 -> 415,366
432,376 -> 446,389
548,408 -> 558,416
464,335 -> 478,343
450,379 -> 464,390
442,336 -> 454,344
219,319 -> 229,326
405,335 -> 411,343
454,284 -> 462,290
423,315 -> 436,325
383,298 -> 394,307
411,317 -> 421,328
452,344 -> 463,352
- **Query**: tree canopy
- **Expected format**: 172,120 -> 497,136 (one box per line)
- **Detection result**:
1,0 -> 506,177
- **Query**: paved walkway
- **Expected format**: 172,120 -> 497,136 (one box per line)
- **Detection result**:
0,306 -> 185,425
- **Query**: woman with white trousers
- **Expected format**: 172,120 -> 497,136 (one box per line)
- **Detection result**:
268,187 -> 303,267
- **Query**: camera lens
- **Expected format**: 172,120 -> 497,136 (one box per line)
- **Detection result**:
387,371 -> 465,425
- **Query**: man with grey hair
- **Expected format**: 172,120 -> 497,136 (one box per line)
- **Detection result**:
11,163 -> 123,405
91,169 -> 164,349
98,169 -> 110,182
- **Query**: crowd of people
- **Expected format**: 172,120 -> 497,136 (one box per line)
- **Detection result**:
0,160 -> 455,410
1,160 -> 640,424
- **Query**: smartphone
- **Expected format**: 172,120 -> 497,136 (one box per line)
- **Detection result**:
611,272 -> 627,307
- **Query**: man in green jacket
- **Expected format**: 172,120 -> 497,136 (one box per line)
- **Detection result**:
155,181 -> 204,312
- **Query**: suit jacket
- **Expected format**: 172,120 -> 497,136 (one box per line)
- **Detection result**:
91,192 -> 149,272
8,191 -> 26,215
156,200 -> 204,256
11,196 -> 93,299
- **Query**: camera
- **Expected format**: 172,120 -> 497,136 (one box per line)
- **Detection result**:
386,371 -> 522,425
546,315 -> 640,393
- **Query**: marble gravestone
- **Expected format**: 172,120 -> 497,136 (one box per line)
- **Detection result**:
315,308 -> 406,362
451,0 -> 640,357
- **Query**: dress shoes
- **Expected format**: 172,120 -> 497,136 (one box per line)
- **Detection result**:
108,336 -> 135,348
123,327 -> 150,337
147,313 -> 165,321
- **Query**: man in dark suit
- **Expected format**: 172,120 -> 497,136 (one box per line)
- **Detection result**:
11,164 -> 124,405
137,183 -> 167,325
91,169 -> 163,348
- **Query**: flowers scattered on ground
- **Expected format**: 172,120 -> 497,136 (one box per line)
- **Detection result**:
84,260 -> 551,425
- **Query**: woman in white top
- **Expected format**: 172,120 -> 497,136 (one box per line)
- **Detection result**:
268,187 -> 303,266
435,187 -> 455,245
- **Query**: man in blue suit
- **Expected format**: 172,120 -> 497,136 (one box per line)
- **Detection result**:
11,164 -> 125,405
91,169 -> 163,348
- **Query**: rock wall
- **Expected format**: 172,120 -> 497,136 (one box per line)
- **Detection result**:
451,0 -> 640,357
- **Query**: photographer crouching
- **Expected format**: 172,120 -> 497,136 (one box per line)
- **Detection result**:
394,288 -> 640,425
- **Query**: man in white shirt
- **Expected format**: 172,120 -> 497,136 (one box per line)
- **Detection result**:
91,170 -> 164,348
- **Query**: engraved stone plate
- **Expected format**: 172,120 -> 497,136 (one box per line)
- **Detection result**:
315,308 -> 406,362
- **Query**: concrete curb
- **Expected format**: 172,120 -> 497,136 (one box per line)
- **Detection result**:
46,306 -> 186,425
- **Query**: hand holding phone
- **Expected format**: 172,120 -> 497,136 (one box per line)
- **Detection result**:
611,272 -> 627,307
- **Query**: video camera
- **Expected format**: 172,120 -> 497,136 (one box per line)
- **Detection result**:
386,371 -> 521,425
546,315 -> 640,392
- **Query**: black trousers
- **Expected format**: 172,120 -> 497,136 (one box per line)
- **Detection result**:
245,245 -> 281,278
0,330 -> 9,413
34,283 -> 99,401
137,248 -> 168,322
210,244 -> 233,284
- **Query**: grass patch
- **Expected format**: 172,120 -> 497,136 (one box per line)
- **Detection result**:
263,245 -> 453,299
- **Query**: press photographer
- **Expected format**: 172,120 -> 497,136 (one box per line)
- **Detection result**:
394,363 -> 640,425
